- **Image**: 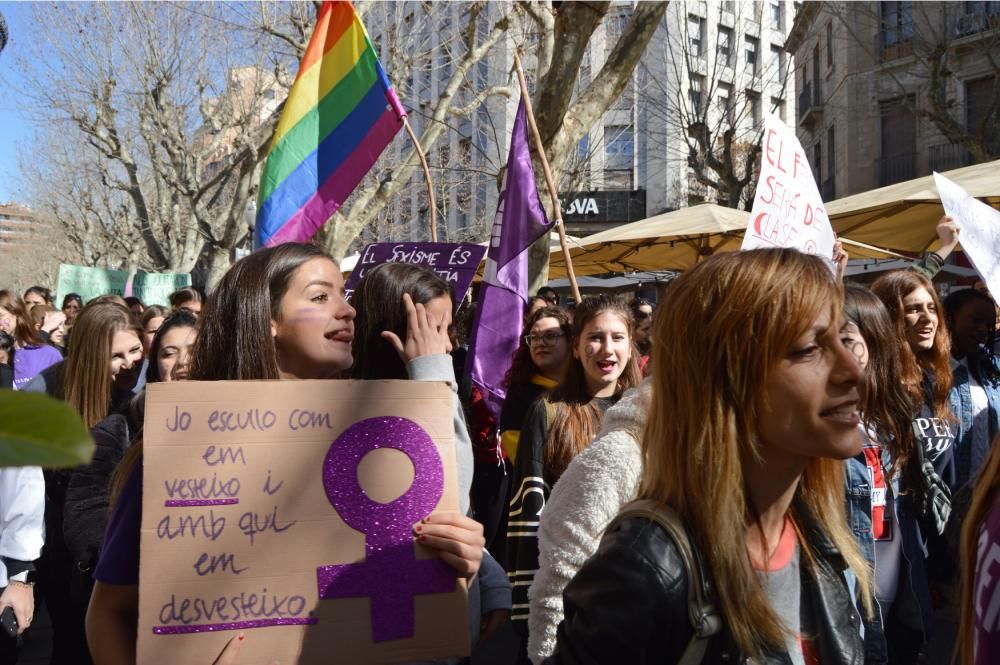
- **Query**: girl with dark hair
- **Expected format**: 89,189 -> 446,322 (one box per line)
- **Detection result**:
841,284 -> 936,664
349,261 -> 510,654
0,290 -> 62,390
943,288 -> 1000,487
546,249 -> 870,665
144,310 -> 198,383
87,245 -> 483,664
23,285 -> 52,310
507,294 -> 640,656
61,292 -> 83,325
139,305 -> 169,354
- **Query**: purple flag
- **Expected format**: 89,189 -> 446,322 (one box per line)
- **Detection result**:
465,99 -> 552,422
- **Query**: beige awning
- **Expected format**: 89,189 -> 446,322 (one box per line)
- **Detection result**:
548,203 -> 900,278
829,159 -> 1000,252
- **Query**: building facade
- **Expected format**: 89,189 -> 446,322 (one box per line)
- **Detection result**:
787,1 -> 999,200
0,202 -> 43,255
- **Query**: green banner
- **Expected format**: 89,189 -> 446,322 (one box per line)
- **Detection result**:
129,271 -> 192,306
56,264 -> 128,305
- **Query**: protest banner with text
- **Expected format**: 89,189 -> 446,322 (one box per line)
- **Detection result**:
138,380 -> 469,665
344,242 -> 487,302
127,271 -> 192,306
742,114 -> 835,263
55,264 -> 129,305
934,172 -> 1000,298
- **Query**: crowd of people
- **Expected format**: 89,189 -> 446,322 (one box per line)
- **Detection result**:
1,214 -> 999,665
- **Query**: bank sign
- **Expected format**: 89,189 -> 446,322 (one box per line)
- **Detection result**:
559,190 -> 646,223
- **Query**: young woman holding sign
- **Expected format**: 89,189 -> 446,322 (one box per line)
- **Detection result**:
545,249 -> 870,664
86,244 -> 484,665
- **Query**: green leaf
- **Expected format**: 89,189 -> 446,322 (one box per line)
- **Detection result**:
0,391 -> 95,467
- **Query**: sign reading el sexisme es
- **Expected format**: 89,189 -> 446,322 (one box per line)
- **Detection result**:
344,242 -> 487,302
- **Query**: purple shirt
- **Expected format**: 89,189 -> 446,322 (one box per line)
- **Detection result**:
974,490 -> 1000,664
94,462 -> 142,585
12,344 -> 62,390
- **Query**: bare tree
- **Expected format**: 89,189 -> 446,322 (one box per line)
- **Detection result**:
7,2 -> 289,285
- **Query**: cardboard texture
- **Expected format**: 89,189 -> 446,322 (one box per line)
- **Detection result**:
138,380 -> 469,665
742,114 -> 836,263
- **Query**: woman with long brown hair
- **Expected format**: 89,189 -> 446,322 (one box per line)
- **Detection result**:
507,294 -> 640,658
871,270 -> 956,494
546,249 -> 870,664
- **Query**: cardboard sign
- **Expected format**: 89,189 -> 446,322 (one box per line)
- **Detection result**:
344,242 -> 487,301
742,114 -> 836,263
934,172 -> 1000,298
127,271 -> 192,306
55,264 -> 129,305
138,380 -> 469,665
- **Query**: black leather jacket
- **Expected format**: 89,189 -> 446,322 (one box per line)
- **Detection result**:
545,507 -> 864,665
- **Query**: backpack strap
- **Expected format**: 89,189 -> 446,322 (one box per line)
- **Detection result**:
608,499 -> 723,665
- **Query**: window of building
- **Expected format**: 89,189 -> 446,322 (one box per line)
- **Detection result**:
605,125 -> 633,171
604,136 -> 634,188
745,35 -> 759,75
826,126 -> 835,198
689,74 -> 705,114
721,0 -> 735,15
826,22 -> 834,69
688,15 -> 706,57
771,96 -> 786,122
748,92 -> 762,127
879,97 -> 917,185
880,1 -> 914,48
966,76 -> 1000,153
718,83 -> 733,124
813,141 -> 822,183
718,27 -> 733,66
770,44 -> 786,80
770,0 -> 784,29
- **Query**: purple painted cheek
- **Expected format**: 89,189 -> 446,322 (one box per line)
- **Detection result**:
316,416 -> 455,642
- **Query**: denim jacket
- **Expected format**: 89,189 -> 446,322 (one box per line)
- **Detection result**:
845,434 -> 934,663
949,350 -> 1000,490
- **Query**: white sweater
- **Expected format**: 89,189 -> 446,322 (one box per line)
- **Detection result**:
527,379 -> 650,663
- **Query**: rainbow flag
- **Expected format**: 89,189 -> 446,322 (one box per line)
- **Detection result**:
255,1 -> 406,248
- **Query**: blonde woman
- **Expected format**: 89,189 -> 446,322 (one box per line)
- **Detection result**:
546,249 -> 871,664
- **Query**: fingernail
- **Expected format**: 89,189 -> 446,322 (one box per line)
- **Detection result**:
415,525 -> 422,532
423,516 -> 431,523
238,634 -> 245,641
418,535 -> 426,541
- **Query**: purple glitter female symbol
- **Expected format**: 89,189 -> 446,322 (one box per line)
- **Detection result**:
316,416 -> 456,642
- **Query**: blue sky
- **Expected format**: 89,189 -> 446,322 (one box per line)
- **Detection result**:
0,2 -> 33,203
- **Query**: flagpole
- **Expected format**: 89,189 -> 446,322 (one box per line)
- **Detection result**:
402,116 -> 438,242
512,51 -> 581,304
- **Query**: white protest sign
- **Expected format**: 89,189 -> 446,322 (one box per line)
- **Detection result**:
742,114 -> 835,264
934,172 -> 1000,298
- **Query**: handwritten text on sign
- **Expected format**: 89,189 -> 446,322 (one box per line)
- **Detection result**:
344,242 -> 487,302
742,114 -> 835,262
138,380 -> 469,665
